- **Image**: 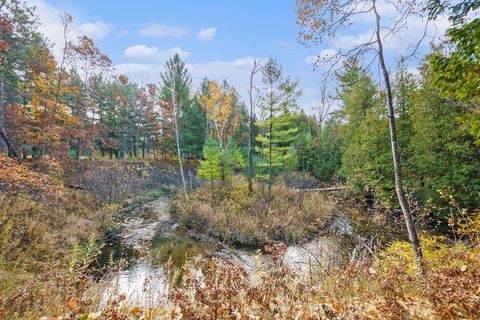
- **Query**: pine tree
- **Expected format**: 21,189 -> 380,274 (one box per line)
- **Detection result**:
255,58 -> 301,193
197,138 -> 222,184
312,116 -> 343,182
409,62 -> 480,215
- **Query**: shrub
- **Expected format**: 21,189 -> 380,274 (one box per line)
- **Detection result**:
171,176 -> 337,246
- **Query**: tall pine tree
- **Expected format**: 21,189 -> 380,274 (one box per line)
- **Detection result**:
255,58 -> 301,192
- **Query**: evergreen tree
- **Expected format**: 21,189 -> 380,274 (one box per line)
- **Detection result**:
181,95 -> 206,158
160,54 -> 190,193
312,114 -> 343,182
255,58 -> 301,192
197,138 -> 244,183
337,61 -> 388,199
197,138 -> 222,184
294,112 -> 317,172
408,63 -> 480,216
160,53 -> 205,158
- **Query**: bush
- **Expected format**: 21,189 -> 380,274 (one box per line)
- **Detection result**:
171,176 -> 337,246
317,236 -> 480,319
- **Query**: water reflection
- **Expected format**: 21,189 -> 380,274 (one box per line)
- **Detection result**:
99,198 -> 352,306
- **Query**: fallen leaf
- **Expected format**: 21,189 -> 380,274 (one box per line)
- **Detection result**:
67,298 -> 77,310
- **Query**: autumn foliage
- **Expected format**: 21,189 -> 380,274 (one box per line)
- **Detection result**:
0,154 -> 63,196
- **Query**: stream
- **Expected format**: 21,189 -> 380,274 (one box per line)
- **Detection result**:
98,196 -> 353,306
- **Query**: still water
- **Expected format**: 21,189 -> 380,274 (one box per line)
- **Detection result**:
98,197 -> 349,306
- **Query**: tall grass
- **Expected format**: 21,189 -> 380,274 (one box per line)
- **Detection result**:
0,191 -> 102,319
171,176 -> 338,246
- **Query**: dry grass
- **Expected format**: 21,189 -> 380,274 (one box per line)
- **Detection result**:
171,176 -> 338,246
3,184 -> 479,319
3,164 -> 479,319
166,237 -> 480,319
54,236 -> 480,320
0,191 -> 102,319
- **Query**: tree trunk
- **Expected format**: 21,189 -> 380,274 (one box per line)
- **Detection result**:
248,105 -> 254,192
247,61 -> 259,193
135,122 -> 139,158
0,69 -> 19,159
74,144 -> 80,160
170,87 -> 188,196
221,158 -> 226,182
373,0 -> 424,275
268,96 -> 273,196
49,15 -> 69,128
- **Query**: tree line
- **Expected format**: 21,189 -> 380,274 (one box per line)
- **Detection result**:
1,0 -> 479,223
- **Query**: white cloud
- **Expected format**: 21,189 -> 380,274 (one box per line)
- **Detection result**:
78,21 -> 113,40
188,57 -> 257,89
332,15 -> 450,55
196,27 -> 216,42
330,0 -> 451,55
159,47 -> 191,61
124,45 -> 191,62
115,57 -> 259,97
139,23 -> 187,38
333,29 -> 376,51
124,45 -> 159,59
114,63 -> 162,83
25,0 -> 113,58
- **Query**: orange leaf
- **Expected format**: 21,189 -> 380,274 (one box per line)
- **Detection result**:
67,297 -> 77,310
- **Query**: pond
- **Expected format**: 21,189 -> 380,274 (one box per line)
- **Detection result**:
98,196 -> 352,306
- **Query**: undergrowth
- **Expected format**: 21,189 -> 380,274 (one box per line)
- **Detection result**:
0,190 -> 103,319
171,176 -> 338,246
52,236 -> 480,320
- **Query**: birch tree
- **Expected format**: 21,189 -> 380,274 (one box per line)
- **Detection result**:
160,54 -> 190,195
49,12 -> 72,127
296,0 -> 430,275
315,83 -> 334,137
247,59 -> 264,193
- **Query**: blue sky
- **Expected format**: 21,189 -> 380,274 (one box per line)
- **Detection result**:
28,0 -> 450,113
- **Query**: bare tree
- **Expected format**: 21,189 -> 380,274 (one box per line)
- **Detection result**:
297,0 -> 430,275
315,83 -> 334,137
49,12 -> 72,127
247,58 -> 264,193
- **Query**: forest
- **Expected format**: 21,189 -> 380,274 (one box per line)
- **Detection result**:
1,0 -> 480,319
